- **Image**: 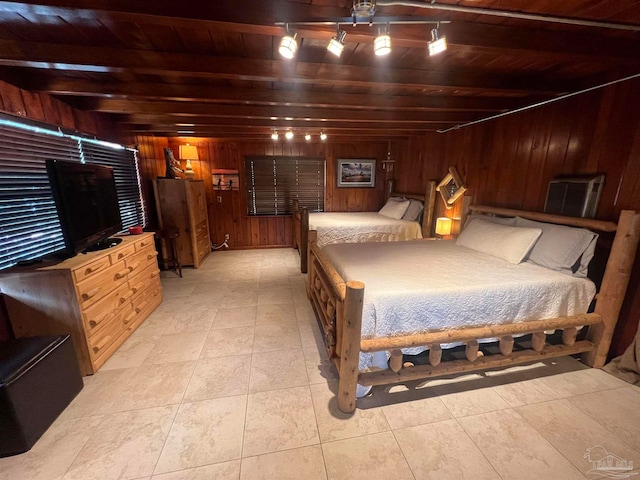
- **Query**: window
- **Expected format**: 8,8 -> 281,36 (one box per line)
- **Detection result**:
0,115 -> 143,270
245,156 -> 325,215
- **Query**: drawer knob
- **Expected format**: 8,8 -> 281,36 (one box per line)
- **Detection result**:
119,291 -> 134,304
89,314 -> 107,327
92,336 -> 111,353
82,287 -> 101,300
124,311 -> 136,324
128,262 -> 140,272
115,268 -> 130,279
150,270 -> 160,278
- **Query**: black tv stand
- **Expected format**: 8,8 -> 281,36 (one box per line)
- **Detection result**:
84,237 -> 123,253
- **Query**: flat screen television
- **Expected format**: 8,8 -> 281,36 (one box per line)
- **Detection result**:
46,159 -> 123,257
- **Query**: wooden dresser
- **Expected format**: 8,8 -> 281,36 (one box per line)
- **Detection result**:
0,233 -> 162,375
153,179 -> 211,268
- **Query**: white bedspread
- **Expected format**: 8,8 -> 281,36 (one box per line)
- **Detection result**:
322,239 -> 596,370
309,212 -> 422,248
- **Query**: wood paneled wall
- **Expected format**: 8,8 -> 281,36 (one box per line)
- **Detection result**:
0,79 -> 119,141
134,136 -> 392,248
393,77 -> 640,359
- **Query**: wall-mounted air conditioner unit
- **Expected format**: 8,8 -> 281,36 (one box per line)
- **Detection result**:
544,174 -> 605,219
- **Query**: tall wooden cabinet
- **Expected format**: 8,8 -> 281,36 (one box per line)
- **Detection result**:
153,179 -> 211,268
0,233 -> 162,375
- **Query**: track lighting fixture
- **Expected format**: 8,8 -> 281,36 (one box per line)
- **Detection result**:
428,26 -> 447,56
327,29 -> 347,57
279,26 -> 298,59
320,131 -> 327,141
374,25 -> 391,56
305,133 -> 311,141
285,130 -> 294,140
271,130 -> 279,140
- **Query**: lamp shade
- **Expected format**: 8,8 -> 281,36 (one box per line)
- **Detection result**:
179,144 -> 199,160
435,217 -> 452,236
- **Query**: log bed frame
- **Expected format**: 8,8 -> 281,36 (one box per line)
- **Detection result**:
292,180 -> 437,273
306,205 -> 640,413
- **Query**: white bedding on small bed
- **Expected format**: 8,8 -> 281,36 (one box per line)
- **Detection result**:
308,212 -> 422,248
322,239 -> 596,370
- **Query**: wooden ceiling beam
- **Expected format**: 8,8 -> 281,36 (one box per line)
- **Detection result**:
78,99 -> 483,122
124,119 -> 454,130
1,1 -> 637,62
25,77 -> 526,112
0,40 -> 568,95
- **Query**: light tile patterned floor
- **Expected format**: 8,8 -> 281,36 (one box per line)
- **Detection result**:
2,248 -> 639,480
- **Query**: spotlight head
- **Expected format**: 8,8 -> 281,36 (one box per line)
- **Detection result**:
305,133 -> 311,141
374,26 -> 391,56
285,130 -> 294,140
279,32 -> 298,59
428,28 -> 447,56
320,131 -> 327,141
327,30 -> 347,57
271,131 -> 279,141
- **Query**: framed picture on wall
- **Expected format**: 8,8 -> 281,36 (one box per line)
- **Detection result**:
212,169 -> 239,190
337,159 -> 376,188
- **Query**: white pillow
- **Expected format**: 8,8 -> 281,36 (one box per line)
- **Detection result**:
514,217 -> 598,277
465,214 -> 516,227
379,199 -> 410,219
456,219 -> 542,264
402,199 -> 424,221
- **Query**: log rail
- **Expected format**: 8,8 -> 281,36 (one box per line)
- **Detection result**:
306,206 -> 640,413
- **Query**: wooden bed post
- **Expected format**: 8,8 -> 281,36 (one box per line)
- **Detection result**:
582,210 -> 640,368
307,230 -> 318,292
338,281 -> 364,414
422,181 -> 436,238
300,207 -> 309,273
292,199 -> 299,250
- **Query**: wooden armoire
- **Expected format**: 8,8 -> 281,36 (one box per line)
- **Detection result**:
152,179 -> 211,268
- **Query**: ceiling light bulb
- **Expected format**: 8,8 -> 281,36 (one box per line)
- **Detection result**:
374,26 -> 391,56
305,133 -> 311,141
271,131 -> 279,140
279,32 -> 298,59
428,28 -> 447,56
285,130 -> 294,140
327,30 -> 347,58
320,132 -> 327,141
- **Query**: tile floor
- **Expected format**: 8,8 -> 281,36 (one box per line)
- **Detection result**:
2,248 -> 639,480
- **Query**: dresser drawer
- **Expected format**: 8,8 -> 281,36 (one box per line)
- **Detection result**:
135,236 -> 155,252
76,260 -> 129,309
131,279 -> 162,316
82,282 -> 134,336
129,263 -> 160,298
125,247 -> 158,276
195,220 -> 209,238
109,243 -> 136,264
87,304 -> 132,361
73,255 -> 111,283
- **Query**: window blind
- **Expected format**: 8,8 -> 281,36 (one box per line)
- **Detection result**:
0,116 -> 143,270
245,156 -> 324,215
81,142 -> 145,229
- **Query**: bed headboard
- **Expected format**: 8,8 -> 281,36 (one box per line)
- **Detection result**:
387,180 -> 436,238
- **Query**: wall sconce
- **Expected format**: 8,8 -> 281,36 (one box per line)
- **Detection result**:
179,144 -> 198,179
435,217 -> 452,237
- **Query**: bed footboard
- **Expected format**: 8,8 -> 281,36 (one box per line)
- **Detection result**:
308,209 -> 640,413
292,199 -> 309,273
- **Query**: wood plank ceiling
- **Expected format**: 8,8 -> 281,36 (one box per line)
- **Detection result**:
0,0 -> 639,141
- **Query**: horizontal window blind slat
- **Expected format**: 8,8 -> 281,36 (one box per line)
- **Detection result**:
0,116 -> 144,269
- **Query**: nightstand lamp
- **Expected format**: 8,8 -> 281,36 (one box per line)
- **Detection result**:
179,144 -> 198,179
435,217 -> 452,238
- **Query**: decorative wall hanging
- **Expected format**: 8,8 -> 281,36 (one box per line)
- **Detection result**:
212,169 -> 239,190
337,159 -> 376,188
436,166 -> 467,209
